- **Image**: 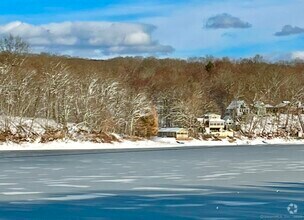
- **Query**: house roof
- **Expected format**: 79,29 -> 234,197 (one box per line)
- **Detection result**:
265,104 -> 273,108
204,113 -> 221,116
275,102 -> 289,108
158,128 -> 187,133
223,115 -> 234,121
253,101 -> 265,107
226,100 -> 247,110
209,119 -> 225,123
197,113 -> 221,122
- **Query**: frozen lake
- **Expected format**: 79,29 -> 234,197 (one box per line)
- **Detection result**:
0,145 -> 304,219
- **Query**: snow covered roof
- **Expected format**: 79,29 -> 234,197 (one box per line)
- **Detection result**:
204,113 -> 221,116
197,113 -> 221,121
275,102 -> 289,108
226,100 -> 247,110
223,115 -> 234,121
158,128 -> 187,133
209,119 -> 225,123
253,101 -> 265,107
265,104 -> 273,108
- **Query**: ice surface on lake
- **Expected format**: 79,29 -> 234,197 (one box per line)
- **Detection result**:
0,145 -> 304,219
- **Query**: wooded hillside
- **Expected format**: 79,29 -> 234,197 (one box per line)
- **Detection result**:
0,36 -> 304,139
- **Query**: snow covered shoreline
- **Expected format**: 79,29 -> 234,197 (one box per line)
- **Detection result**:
0,137 -> 303,152
0,115 -> 303,152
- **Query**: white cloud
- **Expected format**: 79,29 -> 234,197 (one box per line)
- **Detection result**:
291,51 -> 304,60
1,0 -> 304,59
0,21 -> 173,57
265,51 -> 304,62
141,0 -> 304,58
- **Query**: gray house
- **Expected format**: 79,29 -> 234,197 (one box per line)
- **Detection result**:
225,100 -> 250,119
223,115 -> 234,129
252,101 -> 267,116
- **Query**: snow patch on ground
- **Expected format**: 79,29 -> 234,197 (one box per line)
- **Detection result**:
0,136 -> 303,151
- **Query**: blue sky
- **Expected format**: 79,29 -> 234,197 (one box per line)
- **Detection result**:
0,0 -> 304,60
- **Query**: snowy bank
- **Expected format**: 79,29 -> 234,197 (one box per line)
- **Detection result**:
0,137 -> 303,151
0,115 -> 303,152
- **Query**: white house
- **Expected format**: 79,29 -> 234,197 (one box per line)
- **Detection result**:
198,113 -> 233,137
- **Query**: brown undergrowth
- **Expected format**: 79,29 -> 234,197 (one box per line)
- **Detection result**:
0,129 -> 121,144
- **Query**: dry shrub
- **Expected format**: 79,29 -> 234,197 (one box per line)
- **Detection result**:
123,135 -> 144,142
40,129 -> 66,143
202,134 -> 212,141
228,137 -> 237,143
0,130 -> 37,143
73,130 -> 120,143
134,108 -> 158,138
0,130 -> 12,143
212,136 -> 222,141
0,126 -> 121,144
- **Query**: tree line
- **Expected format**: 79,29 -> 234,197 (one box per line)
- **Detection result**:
0,35 -> 303,139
